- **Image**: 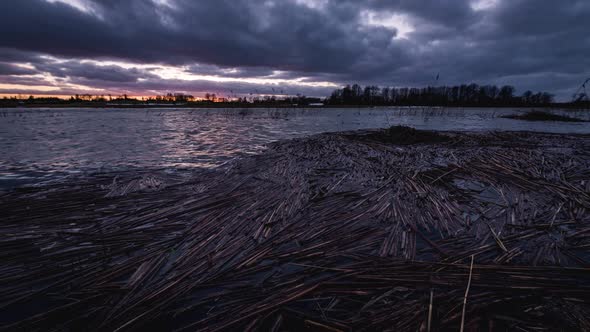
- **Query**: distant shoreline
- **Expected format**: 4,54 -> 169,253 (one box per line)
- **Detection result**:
2,103 -> 589,110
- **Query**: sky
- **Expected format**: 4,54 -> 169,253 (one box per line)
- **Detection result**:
0,0 -> 588,100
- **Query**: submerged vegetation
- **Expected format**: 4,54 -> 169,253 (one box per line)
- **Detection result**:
502,110 -> 588,122
1,128 -> 589,331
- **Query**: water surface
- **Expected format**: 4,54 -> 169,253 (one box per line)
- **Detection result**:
1,107 -> 588,188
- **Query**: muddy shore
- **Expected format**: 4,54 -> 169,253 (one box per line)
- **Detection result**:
1,127 -> 590,331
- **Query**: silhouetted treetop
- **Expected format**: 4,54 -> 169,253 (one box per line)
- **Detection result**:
327,83 -> 554,107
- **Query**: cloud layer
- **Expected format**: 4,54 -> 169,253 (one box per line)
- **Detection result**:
0,0 -> 588,99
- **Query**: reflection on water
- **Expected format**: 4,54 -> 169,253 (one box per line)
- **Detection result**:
0,107 -> 588,188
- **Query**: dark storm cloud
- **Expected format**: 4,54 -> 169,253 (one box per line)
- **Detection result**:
0,75 -> 53,87
0,48 -> 45,64
186,64 -> 277,79
34,60 -> 156,82
0,0 -> 368,72
0,63 -> 37,76
360,0 -> 478,29
0,0 -> 588,98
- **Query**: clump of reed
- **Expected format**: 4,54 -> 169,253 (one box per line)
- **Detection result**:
502,110 -> 587,122
354,125 -> 452,145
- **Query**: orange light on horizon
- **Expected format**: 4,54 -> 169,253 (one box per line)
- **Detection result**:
0,93 -> 238,102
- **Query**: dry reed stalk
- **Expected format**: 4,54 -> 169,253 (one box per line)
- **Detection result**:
1,128 -> 589,331
460,255 -> 475,332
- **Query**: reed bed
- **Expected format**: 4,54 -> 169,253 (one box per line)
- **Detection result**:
501,110 -> 588,122
1,127 -> 589,331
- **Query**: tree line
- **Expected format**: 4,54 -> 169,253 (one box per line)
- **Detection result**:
0,93 -> 323,107
327,83 -> 555,107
